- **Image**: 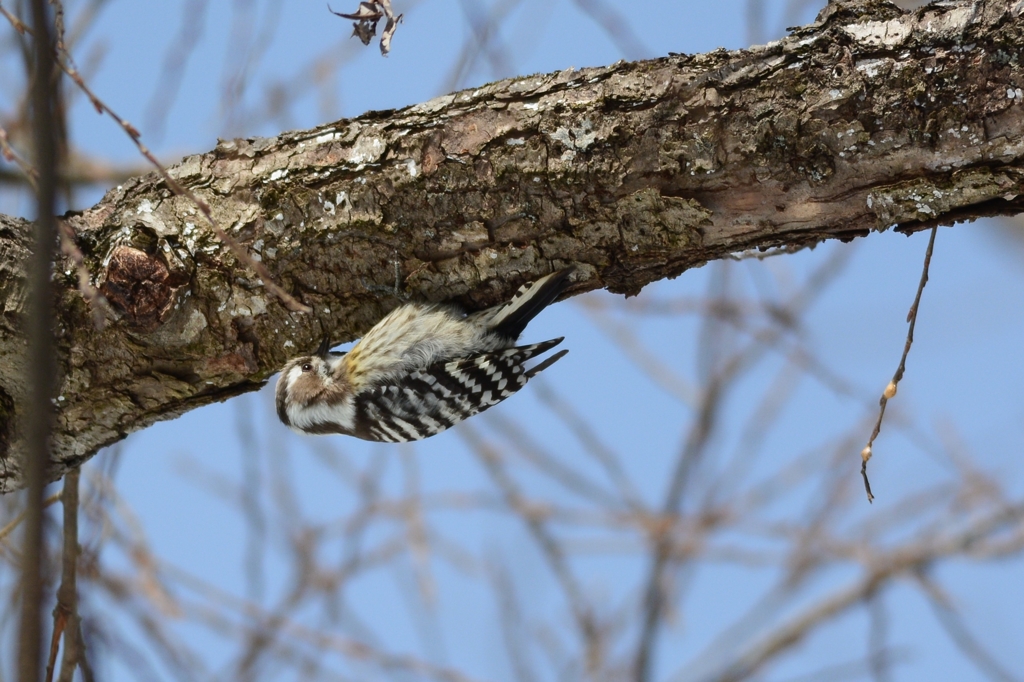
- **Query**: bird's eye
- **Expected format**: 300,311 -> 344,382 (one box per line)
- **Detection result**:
301,363 -> 313,372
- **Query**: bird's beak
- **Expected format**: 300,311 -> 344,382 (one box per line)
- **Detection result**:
316,336 -> 332,359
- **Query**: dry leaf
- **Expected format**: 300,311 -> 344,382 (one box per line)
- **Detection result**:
380,12 -> 403,55
328,1 -> 402,55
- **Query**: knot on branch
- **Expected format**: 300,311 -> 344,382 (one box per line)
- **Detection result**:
100,246 -> 188,330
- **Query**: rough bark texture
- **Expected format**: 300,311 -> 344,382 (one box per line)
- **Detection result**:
1,0 -> 1023,491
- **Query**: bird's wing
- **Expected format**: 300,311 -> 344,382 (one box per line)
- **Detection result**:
351,339 -> 567,442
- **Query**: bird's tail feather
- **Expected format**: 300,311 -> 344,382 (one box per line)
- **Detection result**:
490,268 -> 574,340
525,348 -> 568,378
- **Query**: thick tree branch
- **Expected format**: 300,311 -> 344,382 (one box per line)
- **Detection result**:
2,0 -> 1023,490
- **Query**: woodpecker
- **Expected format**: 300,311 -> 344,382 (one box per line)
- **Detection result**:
275,268 -> 574,442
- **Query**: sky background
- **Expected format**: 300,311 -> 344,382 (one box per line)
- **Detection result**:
2,1 -> 1024,681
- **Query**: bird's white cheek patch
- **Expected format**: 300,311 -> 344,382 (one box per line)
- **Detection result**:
288,399 -> 357,433
285,366 -> 303,392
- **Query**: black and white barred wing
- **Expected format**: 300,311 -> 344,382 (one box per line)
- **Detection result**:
352,338 -> 567,443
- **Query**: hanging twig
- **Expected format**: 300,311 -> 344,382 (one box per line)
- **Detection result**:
861,226 -> 939,503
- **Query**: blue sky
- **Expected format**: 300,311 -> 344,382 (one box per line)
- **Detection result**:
2,1 -> 1023,680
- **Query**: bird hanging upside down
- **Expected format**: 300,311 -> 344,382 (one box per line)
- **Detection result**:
275,268 -> 574,442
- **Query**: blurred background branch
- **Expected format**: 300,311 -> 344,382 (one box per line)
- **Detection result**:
1,1 -> 1023,681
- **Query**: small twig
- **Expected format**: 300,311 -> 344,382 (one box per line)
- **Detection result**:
867,591 -> 892,682
46,468 -> 88,682
3,4 -> 144,329
50,0 -> 67,57
58,216 -> 114,327
0,123 -> 39,188
143,0 -> 211,140
569,0 -> 648,61
917,574 -> 1022,682
2,123 -> 112,328
55,54 -> 311,313
0,491 -> 62,544
861,226 -> 938,503
0,0 -> 312,314
458,424 -> 603,675
0,0 -> 26,32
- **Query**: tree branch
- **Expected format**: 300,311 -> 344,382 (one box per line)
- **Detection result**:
19,0 -> 60,679
2,0 -> 1023,490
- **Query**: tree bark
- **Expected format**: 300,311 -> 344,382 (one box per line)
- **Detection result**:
1,0 -> 1023,491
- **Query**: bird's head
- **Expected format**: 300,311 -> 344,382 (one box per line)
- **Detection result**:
275,337 -> 350,427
